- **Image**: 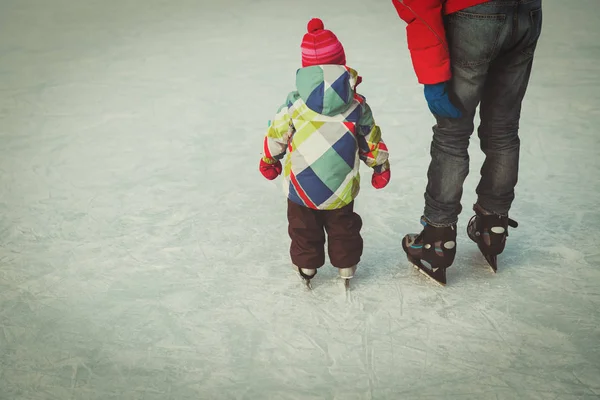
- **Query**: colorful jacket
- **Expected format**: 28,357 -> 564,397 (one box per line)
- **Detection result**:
261,65 -> 389,210
391,0 -> 490,84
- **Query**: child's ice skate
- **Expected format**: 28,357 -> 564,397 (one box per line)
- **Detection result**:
295,266 -> 317,289
467,204 -> 518,272
402,218 -> 456,286
338,265 -> 357,289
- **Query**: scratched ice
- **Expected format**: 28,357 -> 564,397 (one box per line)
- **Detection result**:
0,0 -> 599,399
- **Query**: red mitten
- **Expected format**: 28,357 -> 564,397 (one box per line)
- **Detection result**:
371,169 -> 390,189
259,159 -> 282,180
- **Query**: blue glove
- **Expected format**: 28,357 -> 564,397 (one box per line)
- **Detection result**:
424,82 -> 462,118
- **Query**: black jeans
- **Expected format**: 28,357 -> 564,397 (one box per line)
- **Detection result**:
424,0 -> 543,226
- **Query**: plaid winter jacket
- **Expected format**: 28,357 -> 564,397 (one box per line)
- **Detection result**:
261,65 -> 390,210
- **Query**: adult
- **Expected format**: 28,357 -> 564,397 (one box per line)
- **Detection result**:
392,0 -> 543,285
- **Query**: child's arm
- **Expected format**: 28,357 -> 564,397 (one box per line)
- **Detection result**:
357,102 -> 390,170
259,103 -> 294,180
356,100 -> 391,189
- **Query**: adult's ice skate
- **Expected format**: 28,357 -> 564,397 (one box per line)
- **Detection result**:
402,219 -> 456,286
467,204 -> 518,272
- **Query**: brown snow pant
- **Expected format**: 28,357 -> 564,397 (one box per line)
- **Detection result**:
287,199 -> 363,270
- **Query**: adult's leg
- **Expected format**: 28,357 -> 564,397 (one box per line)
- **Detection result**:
424,2 -> 512,226
476,0 -> 543,215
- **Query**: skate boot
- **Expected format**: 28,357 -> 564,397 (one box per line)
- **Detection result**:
295,266 -> 317,289
338,265 -> 356,289
467,204 -> 518,272
402,218 -> 457,286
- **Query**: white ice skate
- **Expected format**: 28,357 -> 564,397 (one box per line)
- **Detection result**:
338,265 -> 356,289
294,266 -> 316,289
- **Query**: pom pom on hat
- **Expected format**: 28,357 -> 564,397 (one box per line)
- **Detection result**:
301,18 -> 346,67
307,18 -> 324,33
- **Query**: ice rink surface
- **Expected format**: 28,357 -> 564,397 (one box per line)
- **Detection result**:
1,0 -> 599,398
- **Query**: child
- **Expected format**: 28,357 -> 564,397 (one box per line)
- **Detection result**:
258,18 -> 390,288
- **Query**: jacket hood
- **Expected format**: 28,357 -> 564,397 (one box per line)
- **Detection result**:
295,65 -> 361,116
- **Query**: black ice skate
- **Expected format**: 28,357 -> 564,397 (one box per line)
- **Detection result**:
402,219 -> 457,286
467,204 -> 518,272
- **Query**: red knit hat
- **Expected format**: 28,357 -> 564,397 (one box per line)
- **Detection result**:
301,18 -> 346,67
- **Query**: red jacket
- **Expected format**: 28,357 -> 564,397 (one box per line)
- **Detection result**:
392,0 -> 489,84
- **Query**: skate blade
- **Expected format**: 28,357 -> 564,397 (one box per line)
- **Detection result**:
297,273 -> 313,290
484,254 -> 498,273
344,279 -> 350,290
413,264 -> 446,287
406,252 -> 447,286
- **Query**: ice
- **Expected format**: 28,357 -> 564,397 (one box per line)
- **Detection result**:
1,0 -> 599,398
